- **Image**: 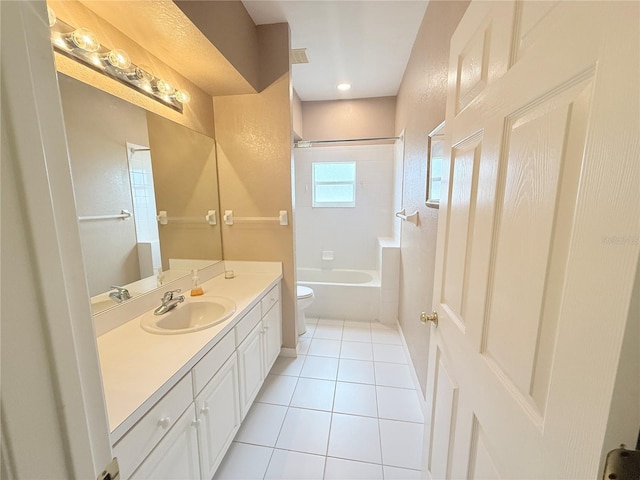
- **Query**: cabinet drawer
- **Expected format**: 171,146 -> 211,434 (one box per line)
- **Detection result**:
192,330 -> 235,395
113,374 -> 193,480
261,283 -> 281,317
234,303 -> 261,346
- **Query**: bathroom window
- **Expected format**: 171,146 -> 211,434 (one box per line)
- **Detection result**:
312,161 -> 356,207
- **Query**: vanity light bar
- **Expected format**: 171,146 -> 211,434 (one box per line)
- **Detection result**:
48,7 -> 190,113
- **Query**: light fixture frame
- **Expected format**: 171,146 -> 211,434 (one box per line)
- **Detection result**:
50,16 -> 186,113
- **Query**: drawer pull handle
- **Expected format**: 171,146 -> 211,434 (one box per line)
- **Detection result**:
158,417 -> 172,429
200,406 -> 210,415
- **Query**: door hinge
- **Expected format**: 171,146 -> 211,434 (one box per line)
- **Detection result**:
97,457 -> 120,480
602,445 -> 640,480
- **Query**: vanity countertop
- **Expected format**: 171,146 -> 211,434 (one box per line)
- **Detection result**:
96,262 -> 282,444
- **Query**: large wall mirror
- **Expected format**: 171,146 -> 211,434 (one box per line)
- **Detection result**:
58,73 -> 222,314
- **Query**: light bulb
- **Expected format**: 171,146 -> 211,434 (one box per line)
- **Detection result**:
106,49 -> 131,70
156,79 -> 175,95
47,6 -> 57,27
70,27 -> 100,52
174,89 -> 191,104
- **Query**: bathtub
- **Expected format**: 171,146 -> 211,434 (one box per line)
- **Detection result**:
297,268 -> 381,321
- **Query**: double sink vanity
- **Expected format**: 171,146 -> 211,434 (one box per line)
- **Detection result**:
96,261 -> 283,479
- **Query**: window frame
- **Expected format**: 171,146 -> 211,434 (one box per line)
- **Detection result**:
311,161 -> 357,208
426,121 -> 445,208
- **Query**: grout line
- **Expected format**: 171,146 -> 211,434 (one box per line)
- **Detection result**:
224,323 -> 425,479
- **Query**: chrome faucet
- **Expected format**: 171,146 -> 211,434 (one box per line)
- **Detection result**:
154,289 -> 185,315
109,285 -> 131,303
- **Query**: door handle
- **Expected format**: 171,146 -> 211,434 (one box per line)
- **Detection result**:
420,311 -> 438,327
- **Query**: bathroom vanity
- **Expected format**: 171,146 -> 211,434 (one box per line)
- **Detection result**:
96,262 -> 283,479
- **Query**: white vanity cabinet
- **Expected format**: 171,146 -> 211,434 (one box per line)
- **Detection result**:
194,353 -> 241,480
261,292 -> 282,374
236,283 -> 282,419
131,405 -> 200,480
113,374 -> 194,479
111,279 -> 282,480
237,320 -> 266,419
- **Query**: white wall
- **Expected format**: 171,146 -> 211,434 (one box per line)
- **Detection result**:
294,144 -> 395,271
2,1 -> 112,477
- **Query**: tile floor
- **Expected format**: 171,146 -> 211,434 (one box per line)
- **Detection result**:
214,319 -> 424,480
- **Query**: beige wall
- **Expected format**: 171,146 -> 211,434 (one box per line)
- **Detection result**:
49,0 -> 215,137
175,0 -> 260,91
58,73 -> 147,296
394,0 -> 469,394
146,113 -> 223,270
301,96 -> 396,141
214,23 -> 296,349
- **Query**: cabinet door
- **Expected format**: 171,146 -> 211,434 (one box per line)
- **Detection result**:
130,405 -> 200,480
262,301 -> 282,375
196,353 -> 241,480
237,322 -> 265,419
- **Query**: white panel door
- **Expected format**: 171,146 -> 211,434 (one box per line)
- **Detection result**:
426,1 -> 639,478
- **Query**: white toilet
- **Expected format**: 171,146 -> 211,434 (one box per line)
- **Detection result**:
296,285 -> 315,336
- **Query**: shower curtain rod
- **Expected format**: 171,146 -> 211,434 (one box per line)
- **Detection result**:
295,135 -> 402,148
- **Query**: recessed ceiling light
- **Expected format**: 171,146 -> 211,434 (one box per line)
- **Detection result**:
337,83 -> 351,91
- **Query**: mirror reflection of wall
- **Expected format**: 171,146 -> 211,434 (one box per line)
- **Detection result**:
58,73 -> 222,306
146,113 -> 221,271
59,73 -> 148,296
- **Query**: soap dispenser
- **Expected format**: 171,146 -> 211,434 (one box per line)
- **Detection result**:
190,269 -> 204,296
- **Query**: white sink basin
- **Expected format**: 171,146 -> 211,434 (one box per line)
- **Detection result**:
140,297 -> 236,335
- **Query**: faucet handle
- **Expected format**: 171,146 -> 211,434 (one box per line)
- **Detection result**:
162,289 -> 181,302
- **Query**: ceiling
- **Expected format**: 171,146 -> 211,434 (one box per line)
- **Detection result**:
242,1 -> 428,102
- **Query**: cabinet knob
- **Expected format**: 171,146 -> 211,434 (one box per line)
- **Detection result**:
191,419 -> 201,428
157,417 -> 171,429
200,406 -> 210,415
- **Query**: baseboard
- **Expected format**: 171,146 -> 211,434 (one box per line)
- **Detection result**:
397,322 -> 427,416
279,347 -> 298,358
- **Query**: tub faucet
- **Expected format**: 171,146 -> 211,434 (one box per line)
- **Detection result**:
154,289 -> 185,315
109,285 -> 131,303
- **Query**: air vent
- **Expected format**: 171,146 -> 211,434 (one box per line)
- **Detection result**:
290,48 -> 309,64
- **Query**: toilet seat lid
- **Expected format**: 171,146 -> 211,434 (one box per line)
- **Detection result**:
297,286 -> 314,299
